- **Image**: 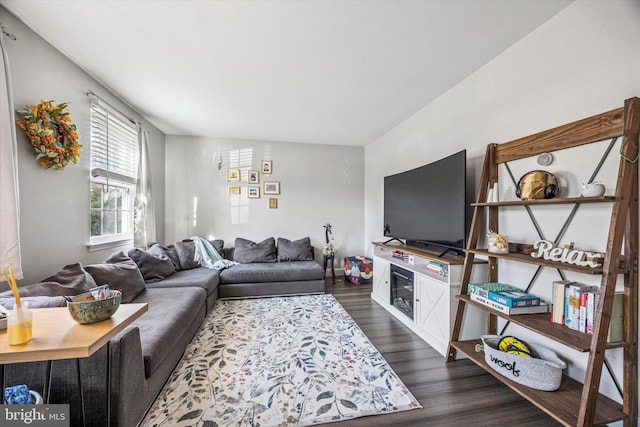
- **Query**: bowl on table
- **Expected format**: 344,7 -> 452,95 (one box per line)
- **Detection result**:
67,290 -> 122,324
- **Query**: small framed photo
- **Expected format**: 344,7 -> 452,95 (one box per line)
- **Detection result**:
261,160 -> 272,174
248,186 -> 260,199
264,181 -> 280,195
228,169 -> 240,182
248,170 -> 260,184
269,198 -> 278,209
228,186 -> 240,195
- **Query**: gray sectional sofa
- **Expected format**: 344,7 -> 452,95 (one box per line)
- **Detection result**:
1,236 -> 325,426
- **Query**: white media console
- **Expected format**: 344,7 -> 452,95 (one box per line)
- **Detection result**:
371,242 -> 486,356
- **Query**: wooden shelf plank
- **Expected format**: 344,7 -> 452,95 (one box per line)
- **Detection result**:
471,196 -> 615,207
464,248 -> 605,275
457,295 -> 627,352
458,295 -> 594,352
450,339 -> 626,427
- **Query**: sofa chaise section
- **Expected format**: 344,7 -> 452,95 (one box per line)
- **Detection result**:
218,237 -> 325,298
110,286 -> 206,427
219,260 -> 324,298
144,267 -> 219,312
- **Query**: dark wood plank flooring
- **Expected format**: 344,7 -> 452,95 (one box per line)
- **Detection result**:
324,278 -> 560,427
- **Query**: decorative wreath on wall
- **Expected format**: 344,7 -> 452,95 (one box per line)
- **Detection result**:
15,100 -> 82,170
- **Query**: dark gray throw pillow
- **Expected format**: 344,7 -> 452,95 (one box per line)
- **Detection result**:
277,237 -> 314,261
84,252 -> 147,303
9,263 -> 97,297
128,245 -> 177,283
160,244 -> 181,270
174,239 -> 224,270
234,237 -> 277,263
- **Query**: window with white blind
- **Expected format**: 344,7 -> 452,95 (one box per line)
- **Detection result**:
89,103 -> 139,247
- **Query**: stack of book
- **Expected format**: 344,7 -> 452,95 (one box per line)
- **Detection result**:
392,251 -> 409,261
467,282 -> 548,315
551,280 -> 623,340
426,261 -> 444,275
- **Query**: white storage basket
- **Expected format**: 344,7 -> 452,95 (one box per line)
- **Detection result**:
480,335 -> 566,391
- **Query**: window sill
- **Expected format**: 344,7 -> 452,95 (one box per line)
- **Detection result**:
87,238 -> 133,253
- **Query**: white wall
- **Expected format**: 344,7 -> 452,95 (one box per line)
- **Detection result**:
0,6 -> 166,286
165,135 -> 364,265
364,0 -> 640,405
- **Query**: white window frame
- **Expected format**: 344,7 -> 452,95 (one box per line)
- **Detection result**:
88,101 -> 139,250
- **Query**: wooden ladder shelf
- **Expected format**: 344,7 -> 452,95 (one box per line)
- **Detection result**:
447,97 -> 639,426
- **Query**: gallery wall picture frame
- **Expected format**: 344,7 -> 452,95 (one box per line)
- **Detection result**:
263,181 -> 280,195
261,160 -> 273,174
228,186 -> 241,195
248,186 -> 260,199
248,170 -> 260,184
269,198 -> 278,209
228,169 -> 240,182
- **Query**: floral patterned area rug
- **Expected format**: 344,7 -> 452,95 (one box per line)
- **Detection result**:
141,294 -> 421,426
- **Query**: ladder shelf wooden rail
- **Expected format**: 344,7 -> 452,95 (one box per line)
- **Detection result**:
446,97 -> 639,427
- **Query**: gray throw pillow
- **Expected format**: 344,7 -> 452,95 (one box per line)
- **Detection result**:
277,237 -> 314,261
128,245 -> 177,283
234,237 -> 277,263
174,239 -> 224,270
160,244 -> 181,270
84,252 -> 147,304
7,263 -> 97,297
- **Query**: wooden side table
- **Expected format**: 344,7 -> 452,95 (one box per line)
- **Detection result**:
0,303 -> 148,426
323,254 -> 335,283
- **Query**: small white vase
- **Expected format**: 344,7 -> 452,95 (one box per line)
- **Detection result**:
580,182 -> 605,197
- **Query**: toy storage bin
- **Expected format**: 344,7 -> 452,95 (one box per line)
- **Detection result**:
481,335 -> 566,391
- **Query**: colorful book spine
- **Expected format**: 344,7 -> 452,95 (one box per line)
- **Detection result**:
467,282 -> 520,299
585,291 -> 596,335
566,285 -> 580,330
469,293 -> 549,315
578,291 -> 589,332
487,291 -> 540,307
551,280 -> 574,324
566,284 -> 598,331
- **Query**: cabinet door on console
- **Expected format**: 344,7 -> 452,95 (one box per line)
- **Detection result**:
372,257 -> 390,303
415,273 -> 451,354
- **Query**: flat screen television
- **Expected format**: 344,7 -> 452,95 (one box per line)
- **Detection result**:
383,149 -> 467,256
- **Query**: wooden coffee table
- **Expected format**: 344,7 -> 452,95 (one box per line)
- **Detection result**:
0,303 -> 148,425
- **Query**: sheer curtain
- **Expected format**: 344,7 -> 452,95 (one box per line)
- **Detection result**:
0,24 -> 23,280
133,122 -> 156,248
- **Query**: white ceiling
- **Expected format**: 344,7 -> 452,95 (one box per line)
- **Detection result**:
2,0 -> 573,146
